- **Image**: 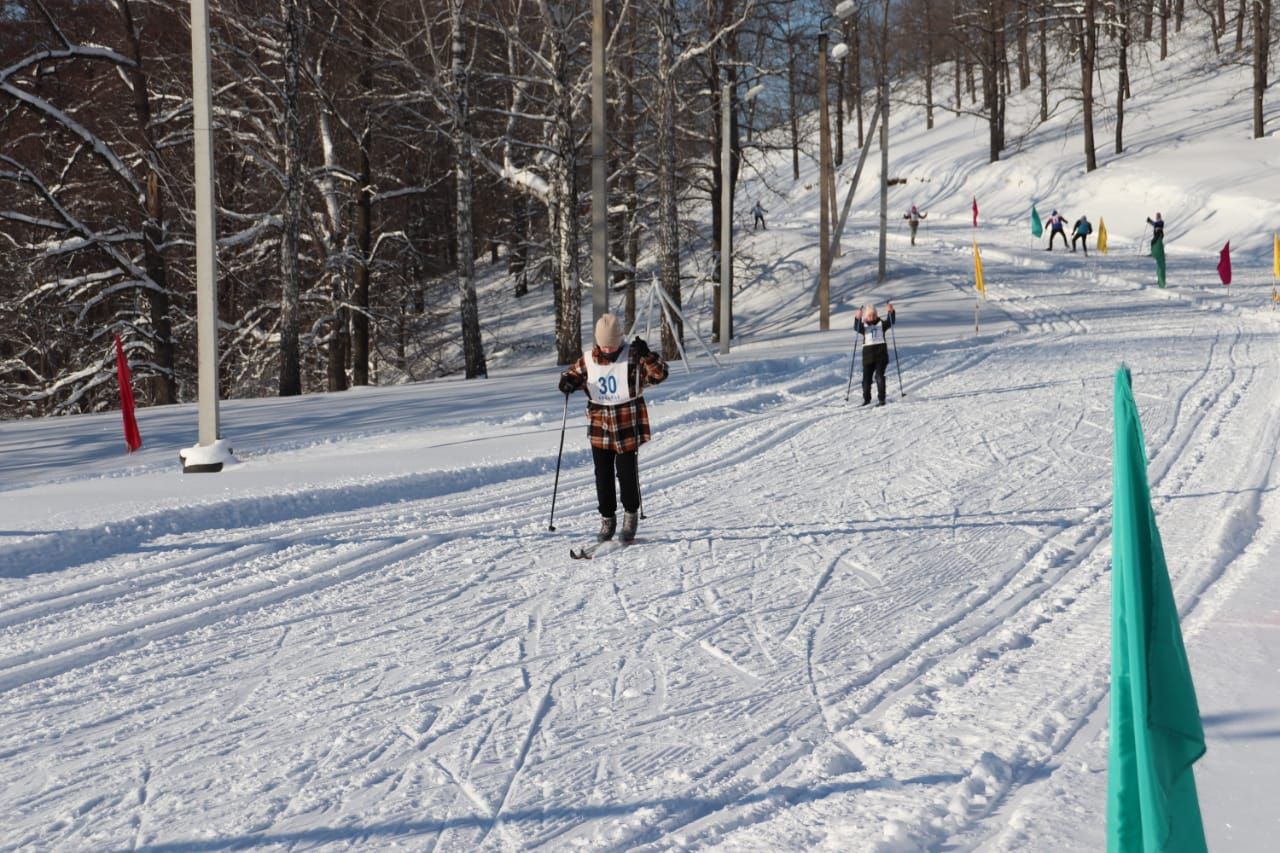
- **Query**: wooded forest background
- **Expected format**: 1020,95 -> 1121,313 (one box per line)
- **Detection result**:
0,0 -> 1273,418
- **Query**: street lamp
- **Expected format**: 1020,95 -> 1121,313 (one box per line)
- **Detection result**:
179,0 -> 233,473
718,79 -> 764,355
817,3 -> 857,331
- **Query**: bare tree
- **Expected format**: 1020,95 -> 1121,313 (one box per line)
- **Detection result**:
655,0 -> 683,359
1251,0 -> 1272,138
1074,0 -> 1100,171
451,0 -> 487,378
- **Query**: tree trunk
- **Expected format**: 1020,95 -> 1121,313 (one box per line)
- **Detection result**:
954,3 -> 962,111
1082,0 -> 1098,171
983,17 -> 1002,161
923,0 -> 934,128
552,50 -> 581,365
1253,0 -> 1271,138
118,0 -> 176,405
351,35 -> 373,386
279,0 -> 304,397
788,36 -> 800,180
620,15 -> 639,329
510,199 -> 528,296
1117,0 -> 1130,152
1161,0 -> 1169,57
452,1 -> 487,378
836,56 -> 846,165
1017,7 -> 1031,89
657,0 -> 682,360
850,17 -> 864,147
711,60 -> 725,342
1039,2 -> 1049,122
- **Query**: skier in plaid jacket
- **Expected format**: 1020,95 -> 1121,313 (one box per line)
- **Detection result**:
559,314 -> 669,543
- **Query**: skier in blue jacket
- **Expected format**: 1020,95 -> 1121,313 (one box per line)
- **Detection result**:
1072,215 -> 1093,255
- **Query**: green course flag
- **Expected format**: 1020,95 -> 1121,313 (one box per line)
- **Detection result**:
1151,240 -> 1166,287
1108,366 -> 1207,853
1031,205 -> 1043,238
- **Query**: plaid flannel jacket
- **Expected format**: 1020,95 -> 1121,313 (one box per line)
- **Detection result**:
560,344 -> 669,453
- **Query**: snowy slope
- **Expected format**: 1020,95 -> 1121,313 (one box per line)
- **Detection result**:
3,23 -> 1280,852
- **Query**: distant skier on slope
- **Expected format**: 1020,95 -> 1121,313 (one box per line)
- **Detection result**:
903,204 -> 927,246
1072,215 -> 1093,255
559,314 -> 669,544
854,302 -> 896,407
1146,212 -> 1165,247
1046,210 -> 1068,251
752,201 -> 767,231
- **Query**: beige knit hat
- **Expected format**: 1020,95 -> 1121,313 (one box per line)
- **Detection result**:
594,313 -> 623,349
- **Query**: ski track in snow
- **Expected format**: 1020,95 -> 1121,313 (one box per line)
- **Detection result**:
4,237 -> 1277,851
7,33 -> 1280,841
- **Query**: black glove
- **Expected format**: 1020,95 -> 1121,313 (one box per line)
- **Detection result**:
631,337 -> 650,358
558,375 -> 576,394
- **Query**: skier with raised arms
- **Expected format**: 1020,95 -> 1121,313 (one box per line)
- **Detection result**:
854,302 -> 896,407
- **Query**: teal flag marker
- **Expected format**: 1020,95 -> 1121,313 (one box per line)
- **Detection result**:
1031,205 -> 1043,238
1151,240 -> 1167,288
1107,366 -> 1207,853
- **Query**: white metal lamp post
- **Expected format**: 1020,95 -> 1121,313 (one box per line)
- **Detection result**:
817,3 -> 857,331
179,0 -> 233,473
718,81 -> 765,355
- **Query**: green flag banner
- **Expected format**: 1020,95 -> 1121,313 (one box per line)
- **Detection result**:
1031,205 -> 1043,239
1108,366 -> 1207,853
1151,240 -> 1166,287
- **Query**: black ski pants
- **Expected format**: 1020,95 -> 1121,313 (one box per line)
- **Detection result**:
593,447 -> 640,517
1048,228 -> 1068,250
1072,233 -> 1088,254
862,344 -> 889,403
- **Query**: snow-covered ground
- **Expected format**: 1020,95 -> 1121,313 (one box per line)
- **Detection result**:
3,25 -> 1280,852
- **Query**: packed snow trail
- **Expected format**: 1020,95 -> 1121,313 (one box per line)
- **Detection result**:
2,219 -> 1277,850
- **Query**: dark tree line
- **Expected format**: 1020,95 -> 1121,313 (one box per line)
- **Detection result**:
0,0 -> 1273,418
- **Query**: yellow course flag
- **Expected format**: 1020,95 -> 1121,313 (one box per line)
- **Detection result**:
1273,233 -> 1279,279
973,240 -> 986,298
1098,218 -> 1109,255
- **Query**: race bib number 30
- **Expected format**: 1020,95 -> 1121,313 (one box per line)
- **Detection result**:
585,346 -> 634,405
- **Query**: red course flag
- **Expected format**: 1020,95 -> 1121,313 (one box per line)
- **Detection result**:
972,196 -> 979,228
1216,242 -> 1231,286
114,334 -> 143,452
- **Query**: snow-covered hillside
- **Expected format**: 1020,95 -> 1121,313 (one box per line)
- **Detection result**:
2,24 -> 1279,852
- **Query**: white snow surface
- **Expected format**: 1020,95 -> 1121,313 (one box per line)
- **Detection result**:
3,27 -> 1280,852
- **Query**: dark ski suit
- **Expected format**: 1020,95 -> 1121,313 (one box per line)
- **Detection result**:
854,308 -> 896,405
1072,217 -> 1093,255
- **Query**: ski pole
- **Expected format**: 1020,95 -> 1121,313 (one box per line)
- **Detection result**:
637,453 -> 647,520
844,329 -> 861,403
548,394 -> 570,531
889,316 -> 905,397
